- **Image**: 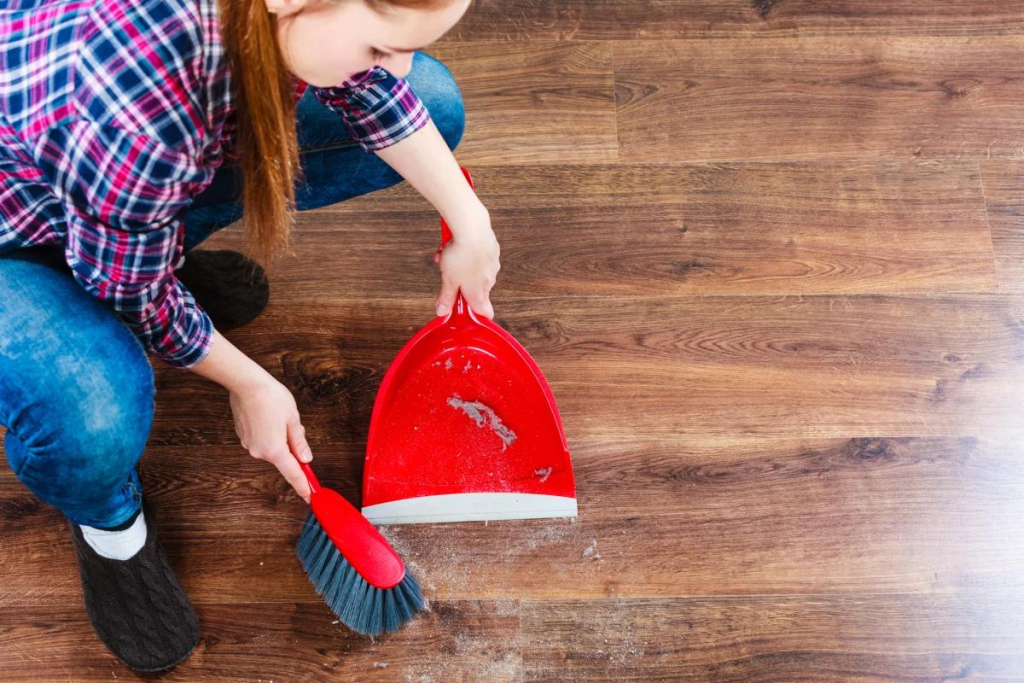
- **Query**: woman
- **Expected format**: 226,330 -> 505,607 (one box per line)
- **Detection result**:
0,0 -> 498,671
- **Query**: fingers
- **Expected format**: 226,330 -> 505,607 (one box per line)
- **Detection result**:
436,276 -> 459,317
269,449 -> 312,504
249,422 -> 313,503
433,237 -> 499,318
288,421 -> 313,463
466,289 -> 495,319
437,280 -> 497,320
286,422 -> 313,504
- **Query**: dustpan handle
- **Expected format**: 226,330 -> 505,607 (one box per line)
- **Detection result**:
439,166 -> 475,249
439,166 -> 476,319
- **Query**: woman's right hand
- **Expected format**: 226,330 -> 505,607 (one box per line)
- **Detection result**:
229,373 -> 314,504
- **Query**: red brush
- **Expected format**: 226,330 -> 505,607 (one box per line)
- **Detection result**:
295,460 -> 425,635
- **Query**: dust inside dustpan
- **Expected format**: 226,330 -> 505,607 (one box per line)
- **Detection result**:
361,168 -> 577,525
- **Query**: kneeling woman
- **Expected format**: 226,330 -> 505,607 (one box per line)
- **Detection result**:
0,0 -> 499,671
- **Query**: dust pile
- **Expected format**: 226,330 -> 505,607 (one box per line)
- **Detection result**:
446,394 -> 518,451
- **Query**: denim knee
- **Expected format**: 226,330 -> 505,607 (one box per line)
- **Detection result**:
408,52 -> 466,152
5,342 -> 154,521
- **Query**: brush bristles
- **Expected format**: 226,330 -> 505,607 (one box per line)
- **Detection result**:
296,510 -> 424,635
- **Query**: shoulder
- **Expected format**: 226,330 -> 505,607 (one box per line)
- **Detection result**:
73,0 -> 208,156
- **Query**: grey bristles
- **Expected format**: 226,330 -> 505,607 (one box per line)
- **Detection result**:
296,510 -> 424,635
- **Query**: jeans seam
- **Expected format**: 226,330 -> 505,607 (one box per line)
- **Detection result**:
124,479 -> 142,503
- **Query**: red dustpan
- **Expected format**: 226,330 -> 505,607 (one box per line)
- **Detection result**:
361,166 -> 577,524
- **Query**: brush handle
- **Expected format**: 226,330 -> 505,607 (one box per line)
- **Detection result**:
298,460 -> 406,589
299,461 -> 320,495
438,166 -> 476,322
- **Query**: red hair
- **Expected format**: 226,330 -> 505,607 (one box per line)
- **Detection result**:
214,0 -> 457,274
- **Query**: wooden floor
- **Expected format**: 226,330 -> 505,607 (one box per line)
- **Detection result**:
4,1 -> 1024,680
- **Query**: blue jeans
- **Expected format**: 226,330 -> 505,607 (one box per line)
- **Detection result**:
0,52 -> 464,527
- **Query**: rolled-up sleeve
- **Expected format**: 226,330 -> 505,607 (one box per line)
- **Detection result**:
32,120 -> 214,369
310,67 -> 431,152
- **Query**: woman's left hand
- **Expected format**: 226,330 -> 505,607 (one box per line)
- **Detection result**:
433,208 -> 500,319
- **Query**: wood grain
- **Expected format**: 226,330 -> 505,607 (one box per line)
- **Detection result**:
424,42 -> 617,165
981,160 -> 1024,292
212,162 -> 997,299
444,0 -> 1024,40
520,595 -> 1024,682
614,38 -> 1024,163
125,291 -> 1024,446
3,595 -> 1022,682
3,435 -> 1022,606
0,600 -> 522,682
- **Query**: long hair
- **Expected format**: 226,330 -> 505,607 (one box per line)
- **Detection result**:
214,0 -> 455,274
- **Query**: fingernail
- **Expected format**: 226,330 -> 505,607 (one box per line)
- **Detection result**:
301,447 -> 312,462
436,302 -> 449,316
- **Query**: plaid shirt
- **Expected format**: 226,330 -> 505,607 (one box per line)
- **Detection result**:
0,0 -> 430,369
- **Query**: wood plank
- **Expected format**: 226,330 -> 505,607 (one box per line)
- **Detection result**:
280,161 -> 994,214
423,42 -> 617,165
3,436 -> 1022,604
0,600 -> 522,681
443,1 -> 1024,40
134,292 -> 1024,443
981,160 -> 1024,293
613,38 -> 1024,162
520,595 -> 1024,682
211,162 -> 996,298
3,595 -> 1022,681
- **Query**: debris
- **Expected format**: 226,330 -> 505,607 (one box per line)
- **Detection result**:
373,662 -> 389,669
535,467 -> 553,483
582,539 -> 601,560
447,394 -> 517,450
463,360 -> 473,373
444,357 -> 453,370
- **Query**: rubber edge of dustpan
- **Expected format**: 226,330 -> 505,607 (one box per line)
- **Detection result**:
362,492 -> 578,525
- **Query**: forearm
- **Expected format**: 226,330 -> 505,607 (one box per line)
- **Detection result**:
191,124 -> 478,388
373,118 -> 488,236
188,328 -> 269,392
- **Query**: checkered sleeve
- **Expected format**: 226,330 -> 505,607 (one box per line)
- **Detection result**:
32,120 -> 214,369
310,67 -> 431,152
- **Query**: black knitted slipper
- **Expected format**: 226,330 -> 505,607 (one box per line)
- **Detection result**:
174,249 -> 270,331
69,501 -> 201,672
